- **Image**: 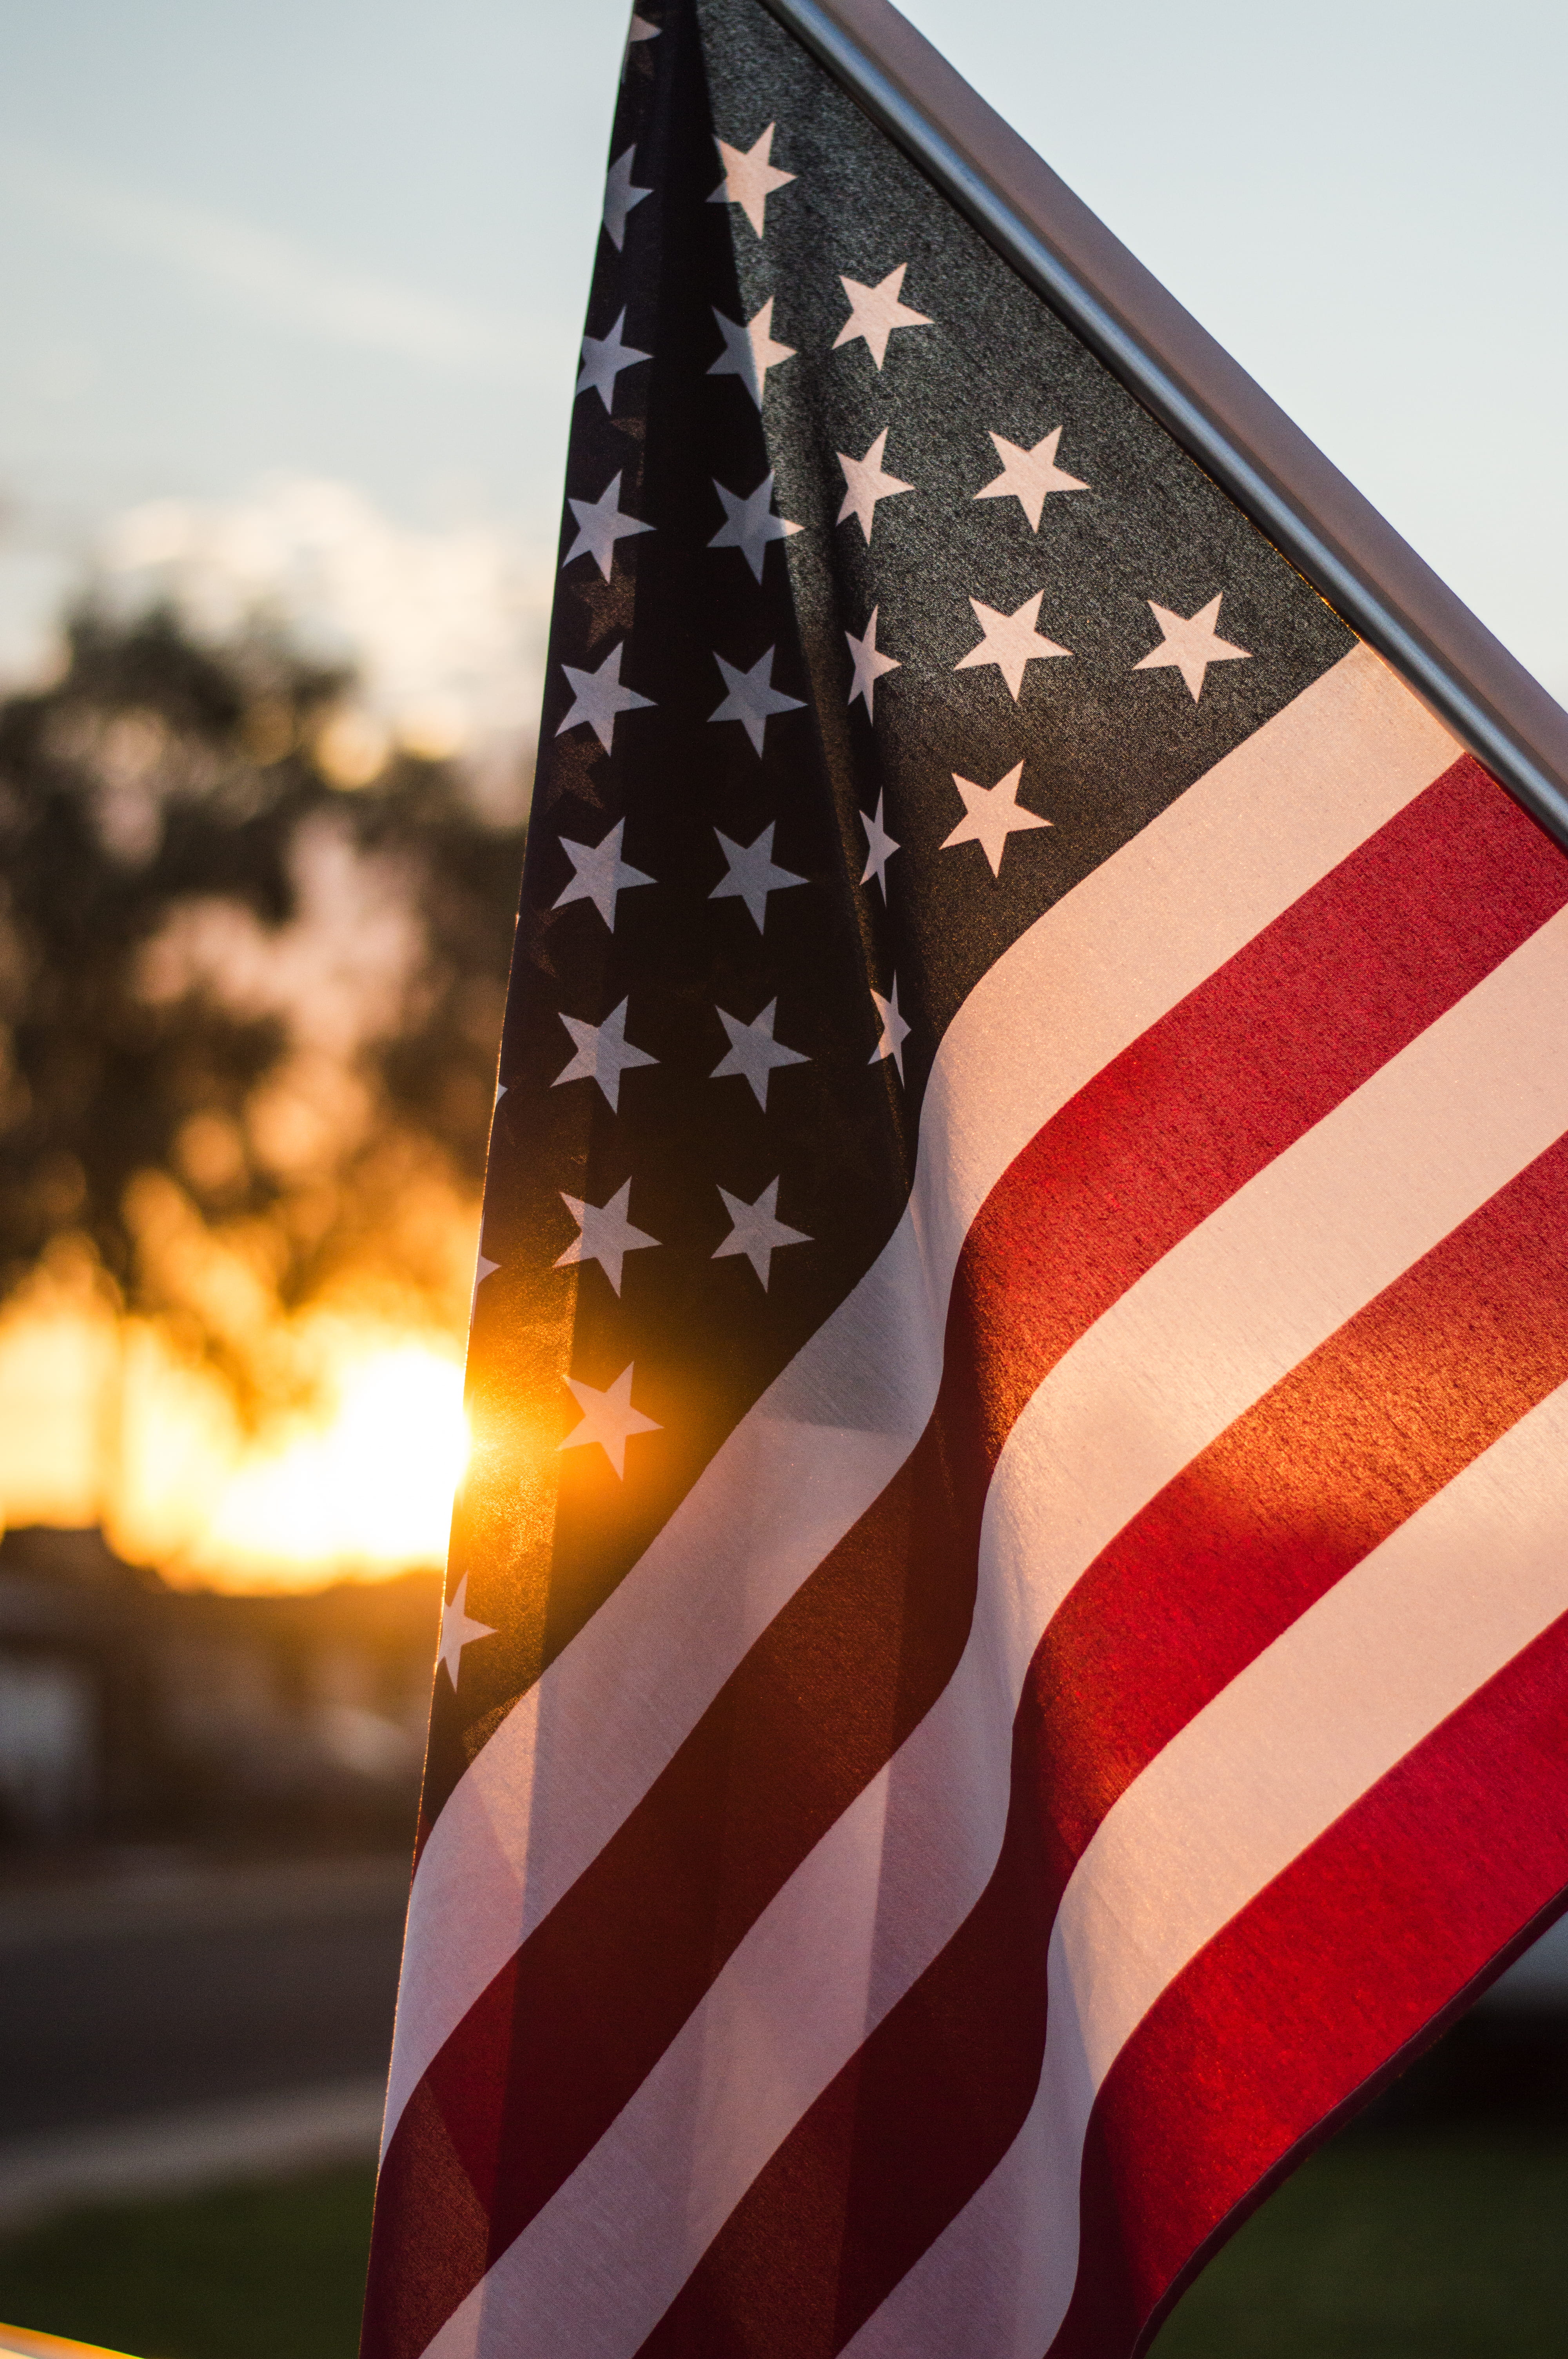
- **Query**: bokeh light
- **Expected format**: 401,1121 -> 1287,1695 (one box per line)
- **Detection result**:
0,1241 -> 475,1594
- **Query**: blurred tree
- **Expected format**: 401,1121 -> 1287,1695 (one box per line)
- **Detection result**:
0,604 -> 527,1414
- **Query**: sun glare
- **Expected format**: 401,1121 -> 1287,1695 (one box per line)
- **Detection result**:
0,1274 -> 471,1594
196,1343 -> 469,1585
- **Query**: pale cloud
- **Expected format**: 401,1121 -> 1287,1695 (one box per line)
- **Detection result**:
98,475 -> 552,785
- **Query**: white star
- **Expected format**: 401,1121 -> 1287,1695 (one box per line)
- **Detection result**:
555,640 -> 655,752
954,592 -> 1071,699
709,472 -> 803,583
552,818 -> 653,930
553,997 -> 658,1111
563,471 -> 653,581
558,1363 -> 661,1480
621,11 -> 659,77
709,299 -> 795,408
941,760 -> 1052,877
708,646 -> 804,756
438,1574 -> 496,1689
713,1177 -> 811,1288
974,427 -> 1089,529
576,309 -> 652,413
1135,593 -> 1252,700
845,605 -> 900,716
869,980 -> 911,1079
836,429 -> 914,543
709,122 -> 795,237
832,264 -> 932,368
711,998 -> 809,1109
859,793 -> 899,896
468,1245 -> 500,1322
554,1179 -> 659,1295
602,147 -> 652,250
710,822 -> 806,932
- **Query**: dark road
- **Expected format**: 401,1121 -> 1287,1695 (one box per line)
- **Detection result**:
0,1854 -> 1562,2150
0,1857 -> 409,2141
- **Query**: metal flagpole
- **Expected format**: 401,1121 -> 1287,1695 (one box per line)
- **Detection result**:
760,0 -> 1568,851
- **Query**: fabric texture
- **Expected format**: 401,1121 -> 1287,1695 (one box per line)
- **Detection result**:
359,6 -> 1568,2357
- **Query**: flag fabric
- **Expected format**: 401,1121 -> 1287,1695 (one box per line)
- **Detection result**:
360,3 -> 1568,2355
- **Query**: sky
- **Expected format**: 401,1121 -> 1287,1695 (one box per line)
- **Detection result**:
1,0 -> 1565,708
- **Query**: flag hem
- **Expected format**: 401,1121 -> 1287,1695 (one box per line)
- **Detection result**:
1125,1875 -> 1568,2359
757,0 -> 1568,850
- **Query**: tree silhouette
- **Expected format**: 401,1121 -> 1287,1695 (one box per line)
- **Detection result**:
0,602 -> 527,1414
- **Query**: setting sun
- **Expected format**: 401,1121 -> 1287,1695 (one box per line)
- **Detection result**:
0,1267 -> 472,1594
181,1338 -> 470,1588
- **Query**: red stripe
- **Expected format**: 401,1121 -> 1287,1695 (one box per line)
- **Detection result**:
1052,1610 -> 1568,2359
632,1131 -> 1568,2359
361,756 -> 1563,2359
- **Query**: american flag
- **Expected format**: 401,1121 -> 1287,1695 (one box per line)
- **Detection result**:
360,3 -> 1568,2355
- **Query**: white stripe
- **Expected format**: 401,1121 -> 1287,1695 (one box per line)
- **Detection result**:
422,868 -> 1568,2359
385,647 -> 1453,2144
847,1379 -> 1568,2359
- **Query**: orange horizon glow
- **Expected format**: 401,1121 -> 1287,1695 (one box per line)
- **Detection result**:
0,1269 -> 471,1597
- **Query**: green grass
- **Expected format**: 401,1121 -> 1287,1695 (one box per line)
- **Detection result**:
1152,2126 -> 1568,2359
0,2166 -> 376,2359
0,2129 -> 1563,2359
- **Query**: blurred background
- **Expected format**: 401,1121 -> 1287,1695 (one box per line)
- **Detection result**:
0,0 -> 1564,2352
